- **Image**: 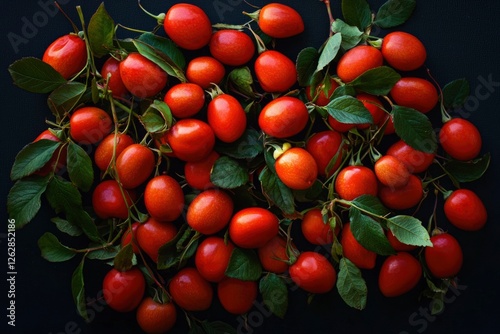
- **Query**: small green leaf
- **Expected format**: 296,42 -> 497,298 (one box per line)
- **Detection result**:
350,66 -> 401,95
88,3 -> 115,58
87,246 -> 120,260
51,217 -> 83,237
210,156 -> 248,189
200,321 -> 237,334
351,195 -> 389,216
296,47 -> 320,87
10,140 -> 60,180
8,57 -> 66,93
227,67 -> 255,98
444,152 -> 490,183
69,210 -> 102,243
7,175 -> 50,228
316,34 -> 342,73
259,273 -> 288,318
331,19 -> 364,50
138,32 -> 186,69
225,248 -> 263,281
331,84 -> 357,99
37,232 -> 76,262
47,82 -> 88,119
326,95 -> 373,124
337,258 -> 367,310
259,167 -> 295,215
387,215 -> 432,247
349,208 -> 395,255
392,105 -> 437,153
374,0 -> 416,28
71,256 -> 89,321
113,244 -> 134,271
342,0 -> 372,30
67,141 -> 94,192
215,128 -> 263,159
140,100 -> 173,135
442,78 -> 470,109
157,225 -> 197,270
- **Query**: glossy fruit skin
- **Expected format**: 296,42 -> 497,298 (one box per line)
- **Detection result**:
257,3 -> 304,38
184,150 -> 219,190
382,31 -> 426,71
94,133 -> 135,172
166,119 -> 215,162
229,207 -> 279,248
136,217 -> 178,263
69,106 -> 112,145
306,130 -> 344,177
186,56 -> 225,89
275,147 -> 318,190
115,144 -> 155,189
439,118 -> 482,161
187,189 -> 234,235
258,96 -> 309,138
444,189 -> 487,231
305,77 -> 340,106
327,116 -> 356,133
335,166 -> 378,201
337,45 -> 383,83
101,57 -> 128,98
164,83 -> 205,119
387,230 -> 417,252
289,251 -> 336,294
357,93 -> 386,129
301,208 -> 334,245
169,267 -> 213,311
217,278 -> 258,314
42,34 -> 86,79
254,50 -> 297,93
195,236 -> 235,282
136,297 -> 177,334
103,267 -> 145,312
425,233 -> 463,278
121,222 -> 140,254
33,130 -> 67,176
341,223 -> 377,269
207,94 -> 247,143
386,139 -> 435,174
390,77 -> 438,113
374,155 -> 411,188
379,174 -> 423,210
257,235 -> 291,274
378,252 -> 422,297
119,53 -> 168,98
164,3 -> 212,50
92,180 -> 135,220
209,30 -> 255,66
144,175 -> 185,222
382,114 -> 396,135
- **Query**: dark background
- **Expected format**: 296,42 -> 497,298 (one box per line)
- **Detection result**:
1,0 -> 499,333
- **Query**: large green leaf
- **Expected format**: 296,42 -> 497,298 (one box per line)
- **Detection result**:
387,215 -> 432,247
8,57 -> 66,93
392,105 -> 437,153
337,258 -> 367,310
374,0 -> 416,28
88,3 -> 115,57
342,0 -> 372,30
225,248 -> 262,281
10,140 -> 60,180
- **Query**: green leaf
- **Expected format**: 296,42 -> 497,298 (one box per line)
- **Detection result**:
87,246 -> 120,260
113,243 -> 134,271
227,67 -> 255,98
37,232 -> 76,262
350,66 -> 401,95
71,256 -> 89,321
342,0 -> 372,30
10,140 -> 60,180
316,34 -> 342,74
47,82 -> 87,119
351,195 -> 389,216
7,175 -> 50,228
374,0 -> 416,28
67,141 -> 94,192
215,128 -> 263,159
296,47 -> 320,87
392,105 -> 437,153
140,100 -> 173,135
225,248 -> 263,281
444,152 -> 490,183
331,84 -> 357,99
138,32 -> 186,69
210,156 -> 248,189
8,57 -> 66,93
387,215 -> 432,247
51,217 -> 83,237
337,258 -> 367,310
88,3 -> 115,58
259,167 -> 295,215
157,225 -> 197,270
46,176 -> 83,214
442,78 -> 470,109
200,321 -> 237,334
331,19 -> 364,50
326,95 -> 373,124
349,208 -> 395,255
259,273 -> 288,318
69,210 -> 102,243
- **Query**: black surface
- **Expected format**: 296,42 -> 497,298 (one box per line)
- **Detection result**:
1,1 -> 500,333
